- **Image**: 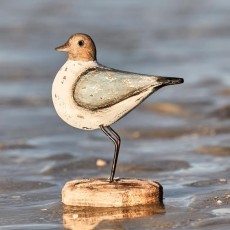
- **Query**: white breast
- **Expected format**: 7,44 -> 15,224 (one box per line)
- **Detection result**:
52,60 -> 98,129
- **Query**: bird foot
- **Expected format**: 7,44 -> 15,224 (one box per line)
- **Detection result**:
107,177 -> 120,183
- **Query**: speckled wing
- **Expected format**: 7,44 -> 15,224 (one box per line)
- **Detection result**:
74,67 -> 159,110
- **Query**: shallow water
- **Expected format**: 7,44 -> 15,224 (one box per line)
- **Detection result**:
0,0 -> 230,229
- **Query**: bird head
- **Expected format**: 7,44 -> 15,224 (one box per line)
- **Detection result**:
55,33 -> 97,61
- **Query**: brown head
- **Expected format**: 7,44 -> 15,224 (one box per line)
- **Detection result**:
55,33 -> 97,61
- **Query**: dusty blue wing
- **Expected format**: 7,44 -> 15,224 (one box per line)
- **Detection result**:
73,67 -> 159,110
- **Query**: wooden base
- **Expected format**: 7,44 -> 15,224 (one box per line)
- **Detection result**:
62,178 -> 163,207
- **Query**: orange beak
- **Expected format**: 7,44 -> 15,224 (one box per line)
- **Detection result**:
55,42 -> 69,52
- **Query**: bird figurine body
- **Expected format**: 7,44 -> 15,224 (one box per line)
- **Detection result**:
52,33 -> 184,182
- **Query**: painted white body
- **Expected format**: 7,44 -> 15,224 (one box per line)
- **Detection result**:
52,60 -> 158,130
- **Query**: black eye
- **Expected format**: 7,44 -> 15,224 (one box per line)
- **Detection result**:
78,40 -> 84,47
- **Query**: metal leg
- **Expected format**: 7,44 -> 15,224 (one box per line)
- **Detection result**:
107,126 -> 121,181
100,125 -> 121,183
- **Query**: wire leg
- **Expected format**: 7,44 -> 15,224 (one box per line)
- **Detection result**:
100,125 -> 121,183
107,126 -> 121,181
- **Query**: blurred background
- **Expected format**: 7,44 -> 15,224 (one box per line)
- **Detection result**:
0,0 -> 230,229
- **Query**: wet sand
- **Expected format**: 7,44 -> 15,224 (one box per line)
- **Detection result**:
0,1 -> 230,229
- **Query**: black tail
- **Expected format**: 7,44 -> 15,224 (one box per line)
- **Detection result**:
157,77 -> 184,86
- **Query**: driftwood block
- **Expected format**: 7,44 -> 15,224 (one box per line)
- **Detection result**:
62,178 -> 163,207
